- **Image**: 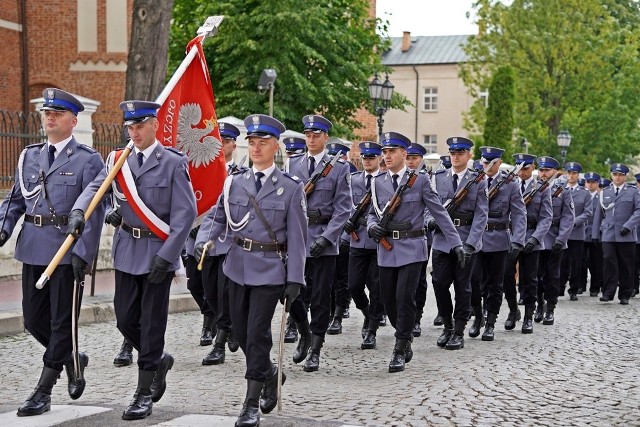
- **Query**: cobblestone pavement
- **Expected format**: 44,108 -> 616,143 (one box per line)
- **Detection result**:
0,294 -> 639,426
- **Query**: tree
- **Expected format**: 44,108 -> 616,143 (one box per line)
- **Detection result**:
125,0 -> 175,100
479,66 -> 516,159
461,0 -> 640,173
168,0 -> 400,138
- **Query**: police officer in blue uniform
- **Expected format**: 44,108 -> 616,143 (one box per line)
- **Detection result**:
592,163 -> 640,304
634,173 -> 640,297
560,162 -> 593,300
0,88 -> 105,416
432,156 -> 451,328
69,100 -> 197,420
368,132 -> 464,371
429,137 -> 488,350
600,178 -> 611,189
286,115 -> 351,372
342,141 -> 384,349
194,114 -> 307,427
469,147 -> 526,341
581,172 -> 603,296
503,154 -> 552,331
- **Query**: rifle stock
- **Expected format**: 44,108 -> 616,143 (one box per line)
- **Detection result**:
304,152 -> 341,197
347,190 -> 372,242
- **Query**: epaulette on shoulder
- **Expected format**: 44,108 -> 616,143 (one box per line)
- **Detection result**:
290,153 -> 305,160
337,158 -> 346,163
26,142 -> 45,149
434,169 -> 447,175
283,172 -> 300,182
77,144 -> 97,153
351,170 -> 363,176
164,147 -> 184,156
231,166 -> 249,175
419,169 -> 427,175
374,171 -> 386,178
467,168 -> 480,175
626,183 -> 636,188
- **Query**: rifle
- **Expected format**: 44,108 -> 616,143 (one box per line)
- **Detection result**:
347,188 -> 371,242
551,177 -> 567,198
375,169 -> 420,251
228,154 -> 247,174
486,162 -> 524,201
303,151 -> 342,197
444,158 -> 498,214
523,178 -> 550,206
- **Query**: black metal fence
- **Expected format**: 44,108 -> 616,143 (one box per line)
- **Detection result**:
0,111 -> 46,189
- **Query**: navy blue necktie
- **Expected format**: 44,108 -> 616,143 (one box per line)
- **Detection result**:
616,187 -> 619,196
255,172 -> 264,193
366,174 -> 372,190
48,145 -> 56,167
488,177 -> 493,188
137,152 -> 144,167
309,156 -> 316,176
453,174 -> 458,192
392,174 -> 399,191
521,180 -> 526,195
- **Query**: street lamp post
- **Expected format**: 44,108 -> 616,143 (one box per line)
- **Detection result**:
556,130 -> 572,164
368,74 -> 394,140
258,69 -> 277,116
520,137 -> 529,154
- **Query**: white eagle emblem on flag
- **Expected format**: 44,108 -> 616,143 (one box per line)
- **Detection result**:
176,103 -> 222,168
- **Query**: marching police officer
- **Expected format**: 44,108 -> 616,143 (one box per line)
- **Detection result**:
503,154 -> 552,331
194,114 -> 307,427
432,150 -> 450,328
581,172 -> 603,296
368,132 -> 464,371
635,173 -> 640,298
0,88 -> 105,416
469,147 -> 526,341
286,115 -> 351,373
69,100 -> 197,420
429,137 -> 488,350
592,163 -> 640,304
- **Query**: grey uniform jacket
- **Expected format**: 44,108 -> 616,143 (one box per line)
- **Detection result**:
429,168 -> 488,253
348,171 -> 377,250
368,170 -> 462,267
73,144 -> 196,275
482,172 -> 527,252
288,152 -> 351,257
568,186 -> 593,241
196,168 -> 307,286
584,192 -> 600,243
0,139 -> 105,265
521,178 -> 553,251
542,183 -> 575,250
592,184 -> 640,243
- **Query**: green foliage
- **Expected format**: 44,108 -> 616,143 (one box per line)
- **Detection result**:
480,65 -> 515,159
462,0 -> 640,173
168,0 -> 405,138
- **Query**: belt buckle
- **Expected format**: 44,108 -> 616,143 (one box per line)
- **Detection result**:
453,218 -> 461,227
392,230 -> 400,240
242,238 -> 253,251
132,227 -> 141,239
33,215 -> 42,227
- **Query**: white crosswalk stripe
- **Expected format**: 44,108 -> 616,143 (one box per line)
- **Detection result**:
0,405 -> 111,426
152,414 -> 239,426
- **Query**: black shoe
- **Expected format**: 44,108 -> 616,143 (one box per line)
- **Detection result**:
600,296 -> 613,302
150,352 -> 174,403
361,318 -> 369,339
114,339 -> 134,367
228,330 -> 240,353
342,308 -> 350,318
200,315 -> 216,346
379,315 -> 387,327
202,344 -> 225,365
504,309 -> 521,330
481,324 -> 495,341
361,331 -> 377,350
259,366 -> 286,414
620,299 -> 630,305
412,322 -> 421,337
326,317 -> 343,335
303,335 -> 323,372
122,391 -> 153,420
17,367 -> 58,417
521,318 -> 533,334
64,352 -> 89,400
437,328 -> 453,348
283,317 -> 298,343
389,339 -> 407,373
517,297 -> 524,305
542,309 -> 555,325
445,333 -> 464,350
292,321 -> 311,364
433,315 -> 443,326
468,306 -> 484,338
569,294 -> 578,301
590,292 -> 599,297
534,303 -> 545,323
405,339 -> 413,363
578,288 -> 585,295
235,400 -> 260,427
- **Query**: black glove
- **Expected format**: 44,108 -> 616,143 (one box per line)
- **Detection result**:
66,209 -> 85,238
189,226 -> 200,240
453,245 -> 471,270
180,249 -> 189,266
368,224 -> 387,240
343,219 -> 357,234
280,282 -> 302,312
194,241 -> 207,262
309,236 -> 332,257
426,219 -> 438,232
508,242 -> 522,260
522,237 -> 539,254
71,254 -> 87,284
620,227 -> 631,236
104,208 -> 122,228
148,255 -> 171,284
0,230 -> 8,247
339,238 -> 350,250
551,240 -> 564,254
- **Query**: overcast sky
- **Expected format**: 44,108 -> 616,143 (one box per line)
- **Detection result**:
376,0 -> 478,37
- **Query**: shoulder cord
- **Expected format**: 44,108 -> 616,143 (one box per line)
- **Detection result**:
223,174 -> 250,233
17,149 -> 42,200
106,151 -> 126,205
370,175 -> 385,219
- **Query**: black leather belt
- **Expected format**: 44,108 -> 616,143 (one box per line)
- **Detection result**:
121,223 -> 155,238
24,214 -> 68,227
307,216 -> 330,225
385,228 -> 425,239
551,220 -> 561,227
485,222 -> 509,231
451,218 -> 473,227
233,236 -> 286,252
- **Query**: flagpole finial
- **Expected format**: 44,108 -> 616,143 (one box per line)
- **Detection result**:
197,16 -> 224,38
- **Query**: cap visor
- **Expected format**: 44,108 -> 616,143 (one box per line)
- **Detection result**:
124,116 -> 153,126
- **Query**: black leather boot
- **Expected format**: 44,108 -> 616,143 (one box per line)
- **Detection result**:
64,352 -> 89,400
326,306 -> 344,335
445,319 -> 466,350
436,317 -> 454,348
17,366 -> 58,417
482,312 -> 497,341
360,306 -> 370,339
228,328 -> 240,352
412,322 -> 422,337
468,305 -> 484,338
388,338 -> 408,373
283,315 -> 298,343
405,336 -> 414,363
114,339 -> 134,367
361,315 -> 378,350
379,314 -> 387,326
292,319 -> 311,364
433,314 -> 443,326
504,299 -> 521,330
200,315 -> 216,346
203,329 -> 228,365
521,304 -> 534,334
259,365 -> 286,414
150,352 -> 174,403
122,369 -> 154,420
303,335 -> 324,372
534,298 -> 545,323
235,380 -> 262,427
543,303 -> 555,325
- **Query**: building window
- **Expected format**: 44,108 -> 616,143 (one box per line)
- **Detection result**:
423,135 -> 437,153
423,87 -> 438,111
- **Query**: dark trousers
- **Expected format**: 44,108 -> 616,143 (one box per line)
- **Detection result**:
347,247 -> 382,321
216,255 -> 233,331
431,249 -> 475,322
585,241 -> 603,294
414,260 -> 429,324
22,263 -> 78,372
290,256 -> 336,336
536,250 -> 561,304
471,250 -> 507,314
331,241 -> 351,313
566,240 -> 585,295
635,244 -> 640,294
114,270 -> 172,372
379,262 -> 423,340
185,255 -> 215,317
504,251 -> 539,305
229,282 -> 282,382
602,242 -> 635,300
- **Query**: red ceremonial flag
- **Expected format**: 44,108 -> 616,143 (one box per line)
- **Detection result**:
156,35 -> 226,219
